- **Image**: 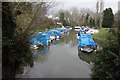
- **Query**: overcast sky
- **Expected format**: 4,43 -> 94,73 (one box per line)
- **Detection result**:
48,0 -> 119,15
7,0 -> 119,15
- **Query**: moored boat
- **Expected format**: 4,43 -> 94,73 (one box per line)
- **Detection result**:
78,34 -> 97,53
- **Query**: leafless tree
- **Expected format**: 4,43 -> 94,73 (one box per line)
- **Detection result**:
6,0 -> 55,42
95,0 -> 104,28
99,0 -> 104,28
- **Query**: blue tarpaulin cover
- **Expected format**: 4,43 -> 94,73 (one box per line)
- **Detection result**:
78,30 -> 86,36
39,38 -> 48,45
57,27 -> 66,32
47,30 -> 61,36
78,34 -> 96,48
29,32 -> 50,45
29,35 -> 39,45
37,32 -> 50,45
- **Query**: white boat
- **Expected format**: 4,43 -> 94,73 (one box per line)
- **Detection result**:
76,33 -> 79,39
69,27 -> 72,30
75,26 -> 81,31
86,29 -> 99,34
80,47 -> 94,53
50,36 -> 55,40
30,45 -> 39,49
48,39 -> 51,43
78,34 -> 97,53
56,36 -> 60,39
60,31 -> 64,35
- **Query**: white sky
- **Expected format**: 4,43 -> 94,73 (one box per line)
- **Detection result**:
6,0 -> 119,14
55,0 -> 119,2
48,0 -> 119,15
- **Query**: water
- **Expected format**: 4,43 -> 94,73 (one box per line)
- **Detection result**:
17,30 -> 92,78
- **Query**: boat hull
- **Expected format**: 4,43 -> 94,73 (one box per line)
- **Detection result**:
78,46 -> 97,53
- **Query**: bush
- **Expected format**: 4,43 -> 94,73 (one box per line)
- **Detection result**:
91,28 -> 119,79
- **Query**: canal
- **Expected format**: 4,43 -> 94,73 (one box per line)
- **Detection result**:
17,30 -> 94,78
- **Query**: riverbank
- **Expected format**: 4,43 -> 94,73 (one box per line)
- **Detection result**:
32,25 -> 61,35
92,28 -> 109,47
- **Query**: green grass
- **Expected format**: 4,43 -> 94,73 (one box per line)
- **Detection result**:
92,28 -> 109,40
92,28 -> 109,46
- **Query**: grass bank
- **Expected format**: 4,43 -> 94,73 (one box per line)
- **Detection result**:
92,28 -> 109,47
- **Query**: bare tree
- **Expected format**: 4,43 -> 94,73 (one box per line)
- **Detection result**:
95,0 -> 99,27
7,1 -> 55,43
95,0 -> 104,28
99,0 -> 104,28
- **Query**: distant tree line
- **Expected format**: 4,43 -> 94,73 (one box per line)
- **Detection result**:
55,7 -> 115,29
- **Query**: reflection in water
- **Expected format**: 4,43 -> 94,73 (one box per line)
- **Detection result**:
59,30 -> 77,47
16,51 -> 34,77
78,50 -> 95,64
31,46 -> 50,63
17,30 -> 93,78
52,40 -> 59,45
77,43 -> 102,64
